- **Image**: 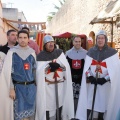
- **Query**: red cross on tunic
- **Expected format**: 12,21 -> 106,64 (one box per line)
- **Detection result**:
91,59 -> 107,73
24,63 -> 30,70
47,67 -> 63,79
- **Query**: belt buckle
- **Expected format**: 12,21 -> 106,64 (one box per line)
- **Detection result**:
25,82 -> 27,85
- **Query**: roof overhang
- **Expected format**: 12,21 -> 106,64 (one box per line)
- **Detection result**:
90,0 -> 120,24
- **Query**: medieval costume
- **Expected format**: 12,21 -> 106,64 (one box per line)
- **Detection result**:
66,46 -> 87,115
0,42 -> 18,54
35,35 -> 74,120
0,45 -> 36,120
66,47 -> 87,98
76,30 -> 120,120
0,51 -> 6,73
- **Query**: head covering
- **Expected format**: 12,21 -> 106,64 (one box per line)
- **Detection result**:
87,30 -> 116,61
43,35 -> 54,44
96,30 -> 107,36
96,30 -> 108,43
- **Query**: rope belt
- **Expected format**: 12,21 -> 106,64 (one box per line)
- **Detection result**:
13,80 -> 35,85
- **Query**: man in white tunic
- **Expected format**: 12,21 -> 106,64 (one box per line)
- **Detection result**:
76,30 -> 120,120
66,36 -> 87,119
36,35 -> 74,120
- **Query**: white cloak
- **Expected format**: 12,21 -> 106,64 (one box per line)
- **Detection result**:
0,49 -> 36,120
35,53 -> 74,120
76,53 -> 120,120
0,51 -> 6,73
87,59 -> 110,112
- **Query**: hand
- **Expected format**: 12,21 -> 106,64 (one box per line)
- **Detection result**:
88,76 -> 97,85
49,62 -> 60,72
97,78 -> 107,85
9,88 -> 16,100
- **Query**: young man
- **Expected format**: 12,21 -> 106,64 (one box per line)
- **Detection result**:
76,30 -> 120,120
0,29 -> 18,54
66,36 -> 87,119
36,35 -> 74,120
22,27 -> 40,55
0,30 -> 36,120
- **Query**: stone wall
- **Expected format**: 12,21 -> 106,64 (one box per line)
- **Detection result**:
46,0 -> 120,47
46,0 -> 108,34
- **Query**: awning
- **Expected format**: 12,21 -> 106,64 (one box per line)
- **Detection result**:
53,32 -> 72,38
52,32 -> 87,39
90,0 -> 120,24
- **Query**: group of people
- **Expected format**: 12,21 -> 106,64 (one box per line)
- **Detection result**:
0,28 -> 120,120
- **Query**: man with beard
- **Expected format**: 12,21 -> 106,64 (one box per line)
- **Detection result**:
0,30 -> 36,120
76,30 -> 120,120
36,35 -> 74,120
66,36 -> 87,119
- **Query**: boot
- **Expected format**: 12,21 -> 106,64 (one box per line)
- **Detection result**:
98,112 -> 104,120
87,109 -> 91,120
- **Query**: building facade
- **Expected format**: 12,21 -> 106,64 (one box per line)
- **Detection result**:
0,1 -> 18,45
2,7 -> 27,29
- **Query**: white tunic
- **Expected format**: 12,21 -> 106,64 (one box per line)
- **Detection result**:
45,59 -> 65,110
35,53 -> 74,120
76,54 -> 120,120
87,60 -> 110,112
0,52 -> 6,73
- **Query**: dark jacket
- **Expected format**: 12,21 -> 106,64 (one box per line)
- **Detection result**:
0,42 -> 18,54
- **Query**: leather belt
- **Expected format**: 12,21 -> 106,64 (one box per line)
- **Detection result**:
45,77 -> 66,85
13,80 -> 35,85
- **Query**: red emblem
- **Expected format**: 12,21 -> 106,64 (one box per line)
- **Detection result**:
72,60 -> 81,69
24,63 -> 30,70
91,59 -> 107,73
47,67 -> 63,78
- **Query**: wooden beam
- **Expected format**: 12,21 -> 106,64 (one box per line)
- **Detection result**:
3,18 -> 46,25
1,17 -> 18,30
90,21 -> 116,24
5,21 -> 18,30
111,18 -> 113,46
